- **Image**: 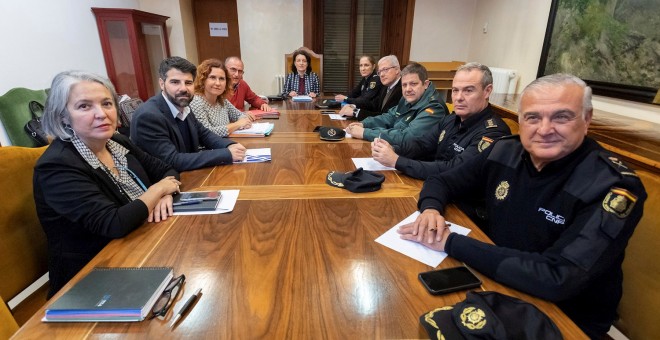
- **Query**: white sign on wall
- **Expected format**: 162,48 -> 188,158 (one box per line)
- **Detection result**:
209,23 -> 228,37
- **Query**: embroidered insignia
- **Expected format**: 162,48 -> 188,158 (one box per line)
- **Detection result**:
327,128 -> 337,137
423,306 -> 453,340
438,130 -> 446,144
495,181 -> 509,200
460,306 -> 487,330
602,187 -> 637,218
485,119 -> 497,129
326,171 -> 344,187
425,108 -> 435,114
608,156 -> 628,170
477,136 -> 494,152
369,81 -> 376,89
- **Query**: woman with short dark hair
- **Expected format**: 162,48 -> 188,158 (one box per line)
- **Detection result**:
282,49 -> 320,98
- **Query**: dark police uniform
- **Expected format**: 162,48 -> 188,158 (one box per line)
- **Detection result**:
394,104 -> 511,180
345,71 -> 382,107
418,136 -> 647,339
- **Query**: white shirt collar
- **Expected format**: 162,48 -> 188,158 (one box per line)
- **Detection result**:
162,92 -> 191,120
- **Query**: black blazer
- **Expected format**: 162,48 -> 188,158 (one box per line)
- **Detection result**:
33,134 -> 178,297
345,72 -> 382,107
354,79 -> 402,121
130,93 -> 236,171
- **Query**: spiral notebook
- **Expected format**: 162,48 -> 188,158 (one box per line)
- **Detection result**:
44,267 -> 173,322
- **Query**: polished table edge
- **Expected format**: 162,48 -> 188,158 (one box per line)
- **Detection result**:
13,104 -> 587,339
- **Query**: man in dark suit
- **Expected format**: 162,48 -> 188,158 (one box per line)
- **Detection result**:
338,55 -> 402,121
131,57 -> 246,172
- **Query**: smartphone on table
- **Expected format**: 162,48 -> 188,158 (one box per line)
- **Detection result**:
419,266 -> 482,295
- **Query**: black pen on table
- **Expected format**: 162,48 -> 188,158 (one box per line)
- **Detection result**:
169,288 -> 202,328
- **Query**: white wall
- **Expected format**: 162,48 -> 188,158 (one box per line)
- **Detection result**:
468,0 -> 552,92
236,0 -> 304,95
409,0 -> 477,62
0,0 -> 139,94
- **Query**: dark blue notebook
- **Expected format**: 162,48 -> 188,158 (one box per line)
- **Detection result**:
44,267 -> 173,322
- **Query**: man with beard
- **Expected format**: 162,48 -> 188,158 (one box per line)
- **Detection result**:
131,57 -> 246,171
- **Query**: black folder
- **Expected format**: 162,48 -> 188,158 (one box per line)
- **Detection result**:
44,267 -> 173,322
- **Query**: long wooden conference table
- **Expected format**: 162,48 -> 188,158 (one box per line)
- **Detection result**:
13,100 -> 587,339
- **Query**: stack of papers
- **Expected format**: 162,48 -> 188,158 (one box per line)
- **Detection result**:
229,122 -> 274,137
236,148 -> 271,163
292,95 -> 313,102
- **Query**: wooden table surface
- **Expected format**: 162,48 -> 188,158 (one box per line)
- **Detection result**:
13,99 -> 586,339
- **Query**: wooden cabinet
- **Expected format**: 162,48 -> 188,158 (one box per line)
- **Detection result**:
92,8 -> 170,101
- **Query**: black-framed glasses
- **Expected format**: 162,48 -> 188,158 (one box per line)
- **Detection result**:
149,274 -> 185,320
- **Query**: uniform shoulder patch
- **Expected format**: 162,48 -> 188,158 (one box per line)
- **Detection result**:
485,119 -> 498,129
369,81 -> 376,89
599,153 -> 638,178
477,136 -> 494,152
602,187 -> 637,218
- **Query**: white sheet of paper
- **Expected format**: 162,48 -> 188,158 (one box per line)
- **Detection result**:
236,148 -> 271,163
232,122 -> 274,135
352,157 -> 396,171
328,114 -> 347,120
375,211 -> 471,267
173,190 -> 239,215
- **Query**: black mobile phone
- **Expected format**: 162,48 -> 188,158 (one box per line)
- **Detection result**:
419,266 -> 482,295
320,110 -> 335,114
313,125 -> 322,132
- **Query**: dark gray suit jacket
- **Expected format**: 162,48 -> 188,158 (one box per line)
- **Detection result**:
130,93 -> 236,171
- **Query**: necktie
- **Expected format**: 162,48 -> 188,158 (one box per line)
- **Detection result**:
176,111 -> 184,121
381,87 -> 393,110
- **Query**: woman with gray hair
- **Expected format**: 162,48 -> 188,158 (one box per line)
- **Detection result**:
34,70 -> 181,297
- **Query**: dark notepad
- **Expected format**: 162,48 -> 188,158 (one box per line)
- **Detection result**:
173,193 -> 221,213
45,267 -> 173,322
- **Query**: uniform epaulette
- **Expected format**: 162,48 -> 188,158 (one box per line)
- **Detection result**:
598,152 -> 639,178
497,134 -> 519,140
484,118 -> 498,129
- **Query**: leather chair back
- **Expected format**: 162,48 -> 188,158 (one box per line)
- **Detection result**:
0,88 -> 48,147
0,146 -> 49,327
615,169 -> 660,339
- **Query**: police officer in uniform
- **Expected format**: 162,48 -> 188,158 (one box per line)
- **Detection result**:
398,73 -> 647,339
335,55 -> 382,108
372,62 -> 511,180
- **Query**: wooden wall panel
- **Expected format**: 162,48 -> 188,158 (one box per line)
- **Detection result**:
380,0 -> 415,65
193,0 -> 241,62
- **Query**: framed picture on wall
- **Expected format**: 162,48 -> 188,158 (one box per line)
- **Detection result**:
537,0 -> 659,104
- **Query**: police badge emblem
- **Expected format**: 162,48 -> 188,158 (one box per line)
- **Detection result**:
477,136 -> 494,152
602,187 -> 637,218
495,181 -> 509,200
460,306 -> 487,330
438,130 -> 446,143
369,81 -> 376,89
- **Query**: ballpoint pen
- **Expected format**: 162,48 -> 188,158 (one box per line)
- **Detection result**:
170,288 -> 202,328
172,199 -> 203,206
